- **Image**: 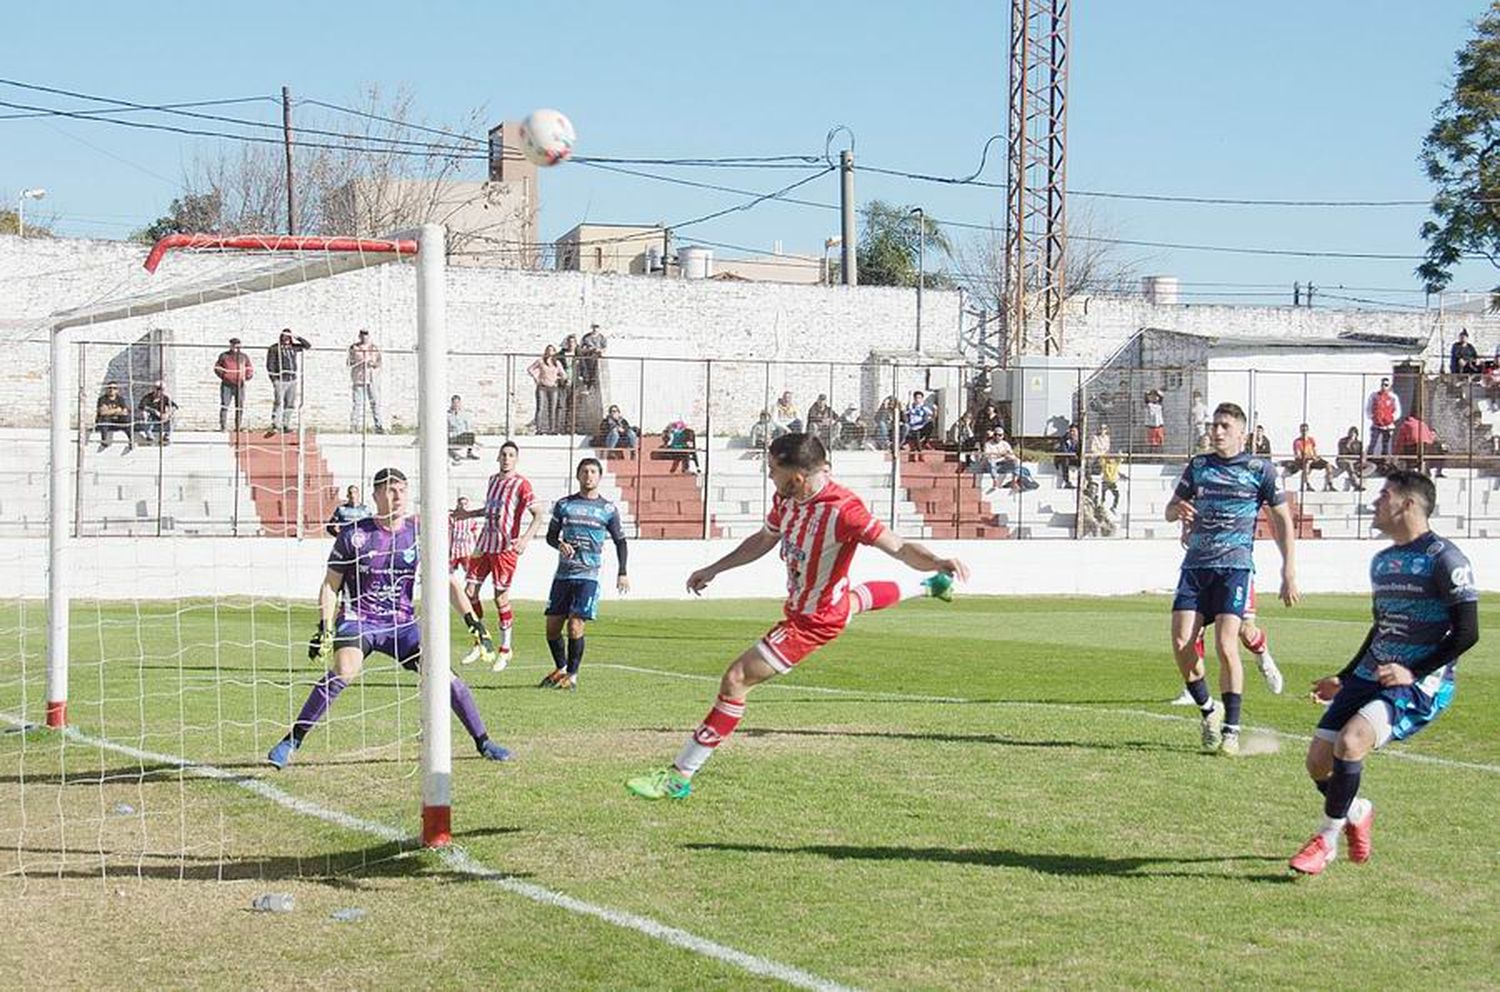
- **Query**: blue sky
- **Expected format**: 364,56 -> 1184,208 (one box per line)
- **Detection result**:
4,1 -> 1497,306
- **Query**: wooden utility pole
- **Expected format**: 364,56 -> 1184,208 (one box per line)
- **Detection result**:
282,86 -> 296,236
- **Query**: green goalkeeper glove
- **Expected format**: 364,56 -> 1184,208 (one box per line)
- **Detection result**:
465,614 -> 497,660
308,621 -> 334,662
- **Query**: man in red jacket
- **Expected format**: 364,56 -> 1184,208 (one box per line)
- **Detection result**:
1365,378 -> 1400,459
213,337 -> 254,431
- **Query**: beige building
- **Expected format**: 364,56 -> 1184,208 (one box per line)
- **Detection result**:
554,223 -> 665,275
713,251 -> 822,285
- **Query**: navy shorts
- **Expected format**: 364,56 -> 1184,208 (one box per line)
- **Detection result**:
1316,673 -> 1455,743
545,577 -> 600,620
1172,568 -> 1252,618
334,618 -> 422,671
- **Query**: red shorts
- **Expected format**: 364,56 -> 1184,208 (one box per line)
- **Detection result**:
465,550 -> 519,591
754,598 -> 851,673
1146,425 -> 1166,446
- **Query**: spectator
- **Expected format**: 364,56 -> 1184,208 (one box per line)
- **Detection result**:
1451,328 -> 1480,375
904,390 -> 936,450
837,405 -> 868,450
1143,388 -> 1166,451
1054,423 -> 1080,489
528,344 -> 566,434
447,394 -> 479,463
1087,421 -> 1112,478
556,334 -> 580,431
1285,423 -> 1335,492
1098,454 -> 1122,511
212,337 -> 253,432
973,399 -> 1002,441
661,419 -> 700,474
1190,390 -> 1210,440
770,391 -> 802,438
347,328 -> 385,434
556,333 -> 579,378
1335,426 -> 1369,491
874,395 -> 899,449
135,381 -> 178,446
1246,423 -> 1273,457
1078,480 -> 1118,538
265,328 -> 312,436
806,393 -> 836,445
95,382 -> 133,452
978,427 -> 1019,492
1394,414 -> 1448,476
1484,358 -> 1500,412
1365,377 -> 1401,457
598,404 -> 638,449
748,410 -> 774,450
947,409 -> 977,464
577,323 -> 607,389
325,485 -> 370,537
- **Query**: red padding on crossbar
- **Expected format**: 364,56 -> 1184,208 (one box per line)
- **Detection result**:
144,234 -> 419,273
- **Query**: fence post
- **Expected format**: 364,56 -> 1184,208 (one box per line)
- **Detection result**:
702,359 -> 713,539
889,361 -> 900,530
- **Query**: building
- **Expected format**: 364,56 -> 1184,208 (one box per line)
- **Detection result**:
554,223 -> 665,275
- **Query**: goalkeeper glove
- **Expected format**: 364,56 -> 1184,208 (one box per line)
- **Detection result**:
308,621 -> 334,662
465,614 -> 497,660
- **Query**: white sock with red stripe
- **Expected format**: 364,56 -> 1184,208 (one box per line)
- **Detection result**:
849,580 -> 925,616
498,603 -> 514,649
674,694 -> 745,776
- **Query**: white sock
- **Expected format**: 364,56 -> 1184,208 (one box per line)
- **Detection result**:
501,625 -> 512,650
1318,815 -> 1345,848
1346,797 -> 1371,825
675,739 -> 711,776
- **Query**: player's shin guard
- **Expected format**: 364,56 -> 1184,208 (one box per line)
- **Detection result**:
674,694 -> 745,776
290,672 -> 347,743
498,603 -> 514,650
566,636 -> 585,676
448,676 -> 489,741
850,580 -> 903,616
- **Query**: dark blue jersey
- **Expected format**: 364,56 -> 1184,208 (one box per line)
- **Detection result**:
1356,532 -> 1477,684
1175,452 -> 1283,571
549,493 -> 625,581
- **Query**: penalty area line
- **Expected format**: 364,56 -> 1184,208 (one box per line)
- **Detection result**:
0,712 -> 861,992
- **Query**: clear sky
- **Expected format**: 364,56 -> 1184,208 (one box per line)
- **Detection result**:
4,1 -> 1497,308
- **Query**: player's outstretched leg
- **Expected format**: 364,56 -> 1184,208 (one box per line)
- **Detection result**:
849,574 -> 955,618
267,671 -> 348,769
450,675 -> 511,761
1241,622 -> 1282,694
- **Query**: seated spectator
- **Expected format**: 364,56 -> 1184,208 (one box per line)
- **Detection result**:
1451,329 -> 1481,375
770,391 -> 802,438
806,393 -> 836,445
904,390 -> 936,450
978,427 -> 1019,492
973,399 -> 1002,441
95,382 -> 133,452
597,405 -> 638,449
837,405 -> 868,450
326,485 -> 370,537
873,396 -> 899,449
946,410 -> 977,464
1394,414 -> 1448,476
1335,426 -> 1369,491
1285,423 -> 1335,492
748,410 -> 773,450
1078,480 -> 1118,538
447,394 -> 479,463
1483,358 -> 1500,412
1053,423 -> 1080,489
1246,424 -> 1272,457
661,419 -> 701,474
135,381 -> 178,445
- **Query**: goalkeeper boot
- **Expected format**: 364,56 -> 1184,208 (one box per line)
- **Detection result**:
266,736 -> 299,770
921,572 -> 955,602
478,738 -> 512,762
491,647 -> 512,673
1258,651 -> 1285,695
626,767 -> 691,800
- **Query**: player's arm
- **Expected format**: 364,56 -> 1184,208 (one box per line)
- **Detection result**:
1164,464 -> 1196,524
516,501 -> 544,554
307,567 -> 346,662
869,528 -> 971,582
546,511 -> 572,557
1266,500 -> 1300,606
686,529 -> 780,594
608,511 -> 630,593
1312,623 -> 1377,701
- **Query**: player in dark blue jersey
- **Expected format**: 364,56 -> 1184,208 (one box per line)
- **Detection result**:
1166,402 -> 1299,756
539,458 -> 629,689
265,467 -> 512,769
1289,470 -> 1479,876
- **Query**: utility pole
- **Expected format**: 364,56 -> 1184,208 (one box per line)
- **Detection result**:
909,207 -> 926,353
662,227 -> 672,278
1293,282 -> 1301,306
839,150 -> 857,286
282,85 -> 296,236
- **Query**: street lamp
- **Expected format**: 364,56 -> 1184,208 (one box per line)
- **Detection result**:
823,236 -> 842,286
17,188 -> 46,238
908,207 -> 925,353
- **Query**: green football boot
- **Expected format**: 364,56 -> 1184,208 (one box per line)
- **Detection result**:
921,572 -> 955,602
626,767 -> 692,800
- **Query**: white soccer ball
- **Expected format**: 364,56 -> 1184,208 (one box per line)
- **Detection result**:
519,109 -> 576,166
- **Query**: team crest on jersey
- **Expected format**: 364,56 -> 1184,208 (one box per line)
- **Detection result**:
402,547 -> 417,564
1426,540 -> 1447,558
1191,456 -> 1206,470
1248,458 -> 1264,473
1408,556 -> 1432,576
350,528 -> 368,549
1452,565 -> 1474,589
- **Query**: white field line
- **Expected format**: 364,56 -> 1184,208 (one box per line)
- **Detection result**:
597,663 -> 1500,777
0,712 -> 859,992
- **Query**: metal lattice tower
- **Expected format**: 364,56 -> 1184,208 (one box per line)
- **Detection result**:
1004,0 -> 1070,358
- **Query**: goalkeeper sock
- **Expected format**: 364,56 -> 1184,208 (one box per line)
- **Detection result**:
499,604 -> 514,650
291,672 -> 347,744
675,694 -> 745,776
566,636 -> 585,675
547,637 -> 566,670
449,676 -> 488,741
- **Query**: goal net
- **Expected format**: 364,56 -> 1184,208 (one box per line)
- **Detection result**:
0,227 -> 481,894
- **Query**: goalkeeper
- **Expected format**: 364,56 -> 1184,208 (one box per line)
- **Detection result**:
267,467 -> 511,769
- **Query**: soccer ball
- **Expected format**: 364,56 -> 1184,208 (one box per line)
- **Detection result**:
518,109 -> 576,166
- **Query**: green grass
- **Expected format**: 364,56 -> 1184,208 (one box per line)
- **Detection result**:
2,593 -> 1498,990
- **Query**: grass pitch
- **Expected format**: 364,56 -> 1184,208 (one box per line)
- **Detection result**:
2,593 -> 1497,990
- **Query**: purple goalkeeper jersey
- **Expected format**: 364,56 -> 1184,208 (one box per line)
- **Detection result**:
328,516 -> 419,624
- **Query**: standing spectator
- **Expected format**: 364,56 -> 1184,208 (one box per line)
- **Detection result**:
213,337 -> 253,432
95,382 -> 133,452
748,410 -> 774,450
578,323 -> 607,389
806,393 -> 836,445
1098,454 -> 1122,511
1246,423 -> 1273,457
528,345 -> 566,434
1054,423 -> 1080,489
598,404 -> 638,449
770,391 -> 802,438
447,394 -> 479,463
1143,388 -> 1166,452
1190,390 -> 1210,440
347,329 -> 385,434
265,329 -> 312,436
325,485 -> 370,537
1365,377 -> 1401,457
1087,422 -> 1112,478
1286,423 -> 1335,492
973,399 -> 1002,441
448,495 -> 481,573
946,409 -> 977,464
1450,329 -> 1480,375
1336,426 -> 1369,491
556,333 -> 580,432
135,381 -> 178,445
978,427 -> 1019,492
904,390 -> 935,450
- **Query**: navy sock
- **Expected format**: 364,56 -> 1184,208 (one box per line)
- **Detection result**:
566,636 -> 585,676
1222,691 -> 1243,730
547,637 -> 566,670
1315,779 -> 1329,797
1186,678 -> 1212,710
1324,758 -> 1363,819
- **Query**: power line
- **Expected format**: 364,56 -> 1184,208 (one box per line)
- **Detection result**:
0,94 -> 275,122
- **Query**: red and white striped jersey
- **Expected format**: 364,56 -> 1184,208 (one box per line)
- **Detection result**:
765,480 -> 886,620
474,473 -> 537,553
448,513 -> 480,561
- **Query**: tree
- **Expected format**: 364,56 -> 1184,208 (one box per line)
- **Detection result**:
856,200 -> 952,287
132,191 -> 224,244
0,208 -> 53,238
1418,2 -> 1500,295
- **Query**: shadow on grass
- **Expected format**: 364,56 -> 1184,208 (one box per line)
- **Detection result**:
0,748 -> 514,786
8,828 -> 524,887
684,841 -> 1293,883
645,725 -> 1184,754
755,696 -> 1171,707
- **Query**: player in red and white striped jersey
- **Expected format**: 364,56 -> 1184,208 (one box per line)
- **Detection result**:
448,496 -> 481,570
626,432 -> 969,800
454,441 -> 543,670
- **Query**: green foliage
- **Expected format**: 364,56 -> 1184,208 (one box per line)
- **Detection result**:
0,208 -> 52,237
132,191 -> 224,244
857,199 -> 952,287
1419,2 -> 1500,293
